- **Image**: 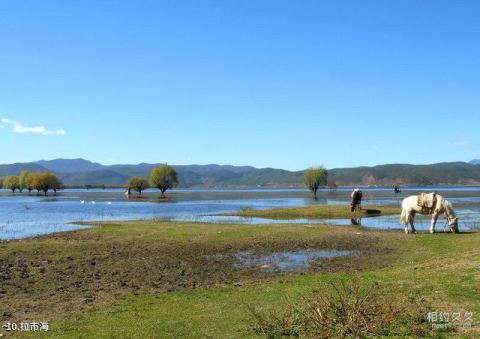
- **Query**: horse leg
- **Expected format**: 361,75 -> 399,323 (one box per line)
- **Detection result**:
405,212 -> 414,234
430,213 -> 439,234
409,212 -> 417,234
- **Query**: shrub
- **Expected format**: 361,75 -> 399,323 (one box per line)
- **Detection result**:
249,279 -> 432,338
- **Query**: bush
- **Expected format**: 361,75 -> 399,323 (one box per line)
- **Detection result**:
249,303 -> 304,339
249,279 -> 432,338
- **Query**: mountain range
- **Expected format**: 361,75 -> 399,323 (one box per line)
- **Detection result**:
0,158 -> 479,187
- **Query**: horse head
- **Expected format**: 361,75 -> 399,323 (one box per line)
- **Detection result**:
448,217 -> 459,233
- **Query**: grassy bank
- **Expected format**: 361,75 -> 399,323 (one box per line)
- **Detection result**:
223,204 -> 400,219
0,219 -> 478,337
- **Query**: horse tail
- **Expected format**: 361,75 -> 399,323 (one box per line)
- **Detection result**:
400,207 -> 408,224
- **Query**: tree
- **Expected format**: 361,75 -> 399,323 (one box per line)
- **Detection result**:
19,170 -> 34,193
36,172 -> 62,196
150,164 -> 178,197
51,174 -> 63,194
3,175 -> 19,193
3,175 -> 20,193
30,172 -> 43,193
304,166 -> 328,199
127,176 -> 150,195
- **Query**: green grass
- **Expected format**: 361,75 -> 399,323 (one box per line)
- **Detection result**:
41,231 -> 480,338
1,220 -> 478,338
223,204 -> 400,219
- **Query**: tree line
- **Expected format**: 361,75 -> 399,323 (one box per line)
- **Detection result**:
1,164 -> 325,198
0,164 -> 179,198
126,163 -> 328,199
1,171 -> 62,196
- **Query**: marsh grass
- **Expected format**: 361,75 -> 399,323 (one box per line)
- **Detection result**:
224,204 -> 400,220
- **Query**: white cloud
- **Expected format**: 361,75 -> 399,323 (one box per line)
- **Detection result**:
453,140 -> 470,147
0,118 -> 66,136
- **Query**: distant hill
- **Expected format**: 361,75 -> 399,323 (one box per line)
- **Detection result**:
36,158 -> 104,173
0,163 -> 48,177
60,169 -> 131,186
328,162 -> 480,185
470,159 -> 480,165
1,159 -> 479,186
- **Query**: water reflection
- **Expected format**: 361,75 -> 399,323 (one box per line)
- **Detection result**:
350,217 -> 362,226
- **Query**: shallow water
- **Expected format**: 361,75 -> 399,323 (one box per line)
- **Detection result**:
1,187 -> 480,239
235,249 -> 357,271
0,196 -> 312,240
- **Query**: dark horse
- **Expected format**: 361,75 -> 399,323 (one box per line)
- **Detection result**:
351,189 -> 362,212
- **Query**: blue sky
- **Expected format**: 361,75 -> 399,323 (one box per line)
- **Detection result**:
0,1 -> 478,170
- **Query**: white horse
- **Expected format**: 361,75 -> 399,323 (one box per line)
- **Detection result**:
400,194 -> 458,234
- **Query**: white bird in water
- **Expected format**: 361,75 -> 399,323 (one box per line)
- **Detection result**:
107,201 -> 112,205
91,201 -> 96,204
80,200 -> 85,204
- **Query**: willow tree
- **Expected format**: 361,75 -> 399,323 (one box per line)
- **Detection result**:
35,172 -> 62,196
30,172 -> 43,193
304,166 -> 328,199
127,176 -> 150,195
3,175 -> 19,193
150,164 -> 178,198
19,170 -> 33,192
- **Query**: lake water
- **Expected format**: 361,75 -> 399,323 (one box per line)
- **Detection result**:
1,187 -> 480,240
